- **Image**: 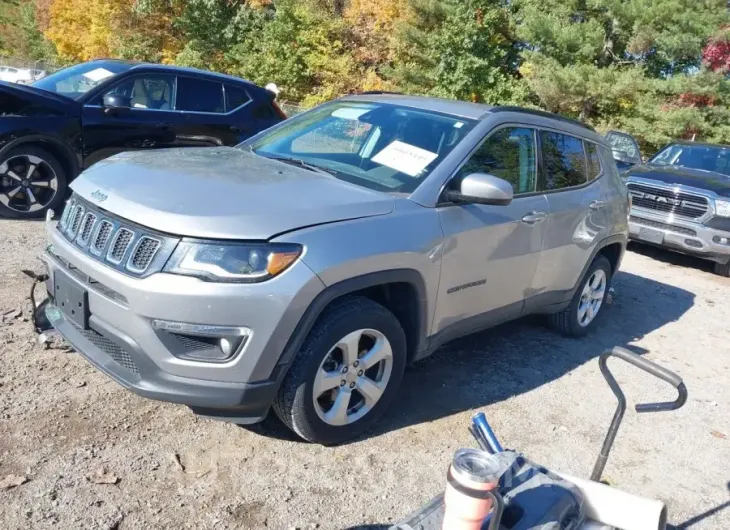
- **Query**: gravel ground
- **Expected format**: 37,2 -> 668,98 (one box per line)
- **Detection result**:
1,218 -> 728,530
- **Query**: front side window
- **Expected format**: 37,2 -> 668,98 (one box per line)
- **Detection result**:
103,75 -> 175,110
649,144 -> 730,177
540,131 -> 588,190
176,77 -> 224,113
456,127 -> 537,194
245,101 -> 476,194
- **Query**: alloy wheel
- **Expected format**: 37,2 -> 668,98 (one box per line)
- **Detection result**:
0,154 -> 59,214
577,269 -> 606,327
313,328 -> 393,426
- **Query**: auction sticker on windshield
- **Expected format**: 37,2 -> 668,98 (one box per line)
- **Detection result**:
83,68 -> 115,83
372,141 -> 438,177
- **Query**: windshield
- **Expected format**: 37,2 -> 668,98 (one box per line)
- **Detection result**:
31,62 -> 133,100
649,144 -> 730,177
244,101 -> 477,194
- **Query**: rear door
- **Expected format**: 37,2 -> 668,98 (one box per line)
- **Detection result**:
170,76 -> 241,147
531,131 -> 610,299
433,126 -> 549,336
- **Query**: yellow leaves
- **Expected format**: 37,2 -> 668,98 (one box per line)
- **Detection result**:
519,61 -> 535,78
46,0 -> 126,61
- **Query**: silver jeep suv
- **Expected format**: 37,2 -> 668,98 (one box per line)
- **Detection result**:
42,95 -> 629,444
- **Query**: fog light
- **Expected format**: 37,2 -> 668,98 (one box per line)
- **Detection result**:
712,236 -> 730,246
152,320 -> 251,362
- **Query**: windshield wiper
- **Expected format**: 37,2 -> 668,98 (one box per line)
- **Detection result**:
258,153 -> 338,176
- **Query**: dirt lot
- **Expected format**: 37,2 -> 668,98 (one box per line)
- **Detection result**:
1,218 -> 728,530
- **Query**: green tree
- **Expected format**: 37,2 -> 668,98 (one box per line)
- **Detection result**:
388,0 -> 525,104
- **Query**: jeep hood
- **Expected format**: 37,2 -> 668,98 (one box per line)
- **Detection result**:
71,147 -> 395,239
627,164 -> 730,197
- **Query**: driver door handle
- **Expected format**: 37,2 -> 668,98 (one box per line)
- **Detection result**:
589,200 -> 606,210
521,211 -> 547,224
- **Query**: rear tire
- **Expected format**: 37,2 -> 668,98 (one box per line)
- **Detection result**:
0,146 -> 68,219
714,260 -> 730,277
548,255 -> 612,337
273,296 -> 407,445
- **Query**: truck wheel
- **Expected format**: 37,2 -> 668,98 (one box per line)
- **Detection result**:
273,296 -> 407,445
0,146 -> 67,219
714,260 -> 730,277
548,255 -> 612,337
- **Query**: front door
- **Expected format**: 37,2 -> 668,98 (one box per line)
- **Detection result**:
81,74 -> 178,167
433,126 -> 549,338
531,131 -> 610,297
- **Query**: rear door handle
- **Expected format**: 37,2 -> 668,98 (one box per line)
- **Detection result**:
589,200 -> 606,210
155,123 -> 172,128
521,211 -> 547,224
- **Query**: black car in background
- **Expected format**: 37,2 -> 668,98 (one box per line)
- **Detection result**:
0,60 -> 286,218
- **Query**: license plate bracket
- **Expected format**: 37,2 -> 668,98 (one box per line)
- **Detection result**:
637,226 -> 664,245
54,271 -> 89,329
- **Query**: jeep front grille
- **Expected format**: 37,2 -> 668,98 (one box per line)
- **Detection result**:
627,182 -> 709,220
56,195 -> 179,277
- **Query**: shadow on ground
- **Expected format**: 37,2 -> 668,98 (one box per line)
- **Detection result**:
627,241 -> 715,273
246,268 -> 694,445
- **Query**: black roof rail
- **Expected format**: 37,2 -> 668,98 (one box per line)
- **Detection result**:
490,106 -> 596,132
357,90 -> 404,95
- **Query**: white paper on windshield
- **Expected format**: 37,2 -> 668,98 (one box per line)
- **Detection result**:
331,106 -> 373,120
371,141 -> 438,177
83,67 -> 115,83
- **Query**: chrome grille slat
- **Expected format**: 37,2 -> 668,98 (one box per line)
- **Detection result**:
66,205 -> 85,237
107,228 -> 135,265
90,220 -> 114,256
127,237 -> 161,273
56,195 -> 178,278
627,182 -> 709,220
76,212 -> 97,246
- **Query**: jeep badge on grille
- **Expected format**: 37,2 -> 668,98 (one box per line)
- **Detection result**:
90,189 -> 108,202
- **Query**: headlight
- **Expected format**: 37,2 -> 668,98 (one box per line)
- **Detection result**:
164,242 -> 302,282
716,199 -> 730,218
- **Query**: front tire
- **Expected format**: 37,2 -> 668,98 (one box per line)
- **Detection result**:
273,296 -> 407,445
0,146 -> 67,219
548,255 -> 612,337
714,260 -> 730,277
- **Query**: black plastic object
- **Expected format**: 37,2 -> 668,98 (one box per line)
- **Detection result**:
22,269 -> 51,333
590,346 -> 688,482
390,451 -> 585,530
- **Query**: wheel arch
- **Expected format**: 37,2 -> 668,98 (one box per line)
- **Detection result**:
571,234 -> 627,295
276,269 -> 430,370
0,134 -> 80,180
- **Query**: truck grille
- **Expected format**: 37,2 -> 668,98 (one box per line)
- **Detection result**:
627,182 -> 709,220
57,195 -> 179,277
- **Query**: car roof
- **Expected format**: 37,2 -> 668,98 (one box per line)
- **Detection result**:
341,93 -> 606,143
665,141 -> 730,149
342,93 -> 493,119
82,59 -> 260,89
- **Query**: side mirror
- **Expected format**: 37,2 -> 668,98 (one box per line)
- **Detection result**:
103,93 -> 132,114
445,173 -> 514,206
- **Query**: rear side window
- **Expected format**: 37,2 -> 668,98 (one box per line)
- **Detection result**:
540,131 -> 587,190
175,77 -> 224,113
585,142 -> 602,180
225,85 -> 251,111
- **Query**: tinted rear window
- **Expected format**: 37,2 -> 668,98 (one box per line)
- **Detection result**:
176,77 -> 224,113
540,131 -> 587,190
225,85 -> 251,112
